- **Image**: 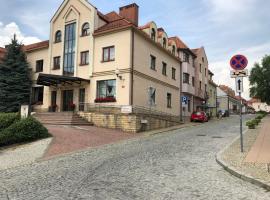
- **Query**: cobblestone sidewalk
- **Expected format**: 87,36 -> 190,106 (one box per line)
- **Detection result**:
217,121 -> 270,190
0,138 -> 52,171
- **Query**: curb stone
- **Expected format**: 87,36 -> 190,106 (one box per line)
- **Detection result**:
216,129 -> 270,191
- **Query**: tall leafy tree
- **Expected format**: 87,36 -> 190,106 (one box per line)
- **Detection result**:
249,55 -> 270,104
0,35 -> 32,112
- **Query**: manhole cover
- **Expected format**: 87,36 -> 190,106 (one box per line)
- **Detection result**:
212,136 -> 224,139
197,134 -> 207,137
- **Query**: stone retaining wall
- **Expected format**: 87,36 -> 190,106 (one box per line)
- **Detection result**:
77,112 -> 180,133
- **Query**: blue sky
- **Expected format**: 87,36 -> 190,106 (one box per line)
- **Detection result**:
1,0 -> 270,99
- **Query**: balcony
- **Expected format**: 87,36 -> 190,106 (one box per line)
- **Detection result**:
182,62 -> 195,76
182,83 -> 195,95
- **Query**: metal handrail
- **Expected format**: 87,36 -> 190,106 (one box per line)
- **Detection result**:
79,103 -> 180,122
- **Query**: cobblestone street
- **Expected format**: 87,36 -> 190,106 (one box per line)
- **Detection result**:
1,115 -> 270,200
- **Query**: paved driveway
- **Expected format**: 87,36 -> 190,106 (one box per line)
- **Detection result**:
1,115 -> 270,199
44,125 -> 137,158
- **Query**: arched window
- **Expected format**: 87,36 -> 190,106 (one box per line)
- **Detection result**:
82,22 -> 90,36
151,28 -> 156,41
163,38 -> 167,48
55,30 -> 61,43
172,45 -> 176,55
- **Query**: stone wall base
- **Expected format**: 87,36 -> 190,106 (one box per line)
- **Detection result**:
78,112 -> 180,133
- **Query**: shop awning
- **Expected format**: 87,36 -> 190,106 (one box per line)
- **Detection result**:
37,73 -> 90,87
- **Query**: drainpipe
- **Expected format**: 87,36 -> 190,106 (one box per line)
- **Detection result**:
130,28 -> 135,106
228,96 -> 230,117
180,61 -> 183,122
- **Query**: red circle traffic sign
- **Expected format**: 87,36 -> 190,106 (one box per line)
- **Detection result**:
230,55 -> 248,70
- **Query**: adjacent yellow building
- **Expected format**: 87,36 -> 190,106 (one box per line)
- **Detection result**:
1,0 -> 215,131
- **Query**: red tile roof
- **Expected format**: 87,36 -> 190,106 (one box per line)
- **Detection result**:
219,85 -> 236,98
97,11 -> 109,22
139,21 -> 152,30
105,11 -> 123,22
0,47 -> 6,61
169,36 -> 188,49
24,40 -> 49,52
157,28 -> 166,38
94,18 -> 133,34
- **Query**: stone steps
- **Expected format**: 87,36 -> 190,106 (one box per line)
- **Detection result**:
34,112 -> 93,126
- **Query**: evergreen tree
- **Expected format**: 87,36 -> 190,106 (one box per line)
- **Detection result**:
249,55 -> 270,104
0,35 -> 32,112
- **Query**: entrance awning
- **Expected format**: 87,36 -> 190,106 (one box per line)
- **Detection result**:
37,73 -> 90,87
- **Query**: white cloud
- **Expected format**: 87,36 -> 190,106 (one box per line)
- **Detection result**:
211,42 -> 270,99
0,22 -> 40,47
206,0 -> 256,22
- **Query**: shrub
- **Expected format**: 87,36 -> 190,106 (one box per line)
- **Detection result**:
246,121 -> 256,129
253,119 -> 261,125
0,117 -> 51,147
0,113 -> 20,132
256,115 -> 263,120
257,111 -> 268,117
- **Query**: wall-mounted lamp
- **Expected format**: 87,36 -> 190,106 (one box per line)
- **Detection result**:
115,68 -> 123,80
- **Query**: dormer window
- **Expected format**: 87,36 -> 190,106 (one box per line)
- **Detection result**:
163,38 -> 167,48
172,46 -> 176,55
82,22 -> 90,36
151,28 -> 156,41
55,30 -> 61,43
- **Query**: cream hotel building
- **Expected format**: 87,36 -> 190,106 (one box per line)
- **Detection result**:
1,0 -> 210,129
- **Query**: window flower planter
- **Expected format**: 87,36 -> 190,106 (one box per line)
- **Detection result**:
69,103 -> 76,111
95,97 -> 116,103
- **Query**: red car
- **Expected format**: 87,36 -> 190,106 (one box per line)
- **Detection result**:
190,111 -> 208,122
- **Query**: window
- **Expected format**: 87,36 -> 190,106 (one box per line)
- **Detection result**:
172,46 -> 176,56
148,87 -> 156,106
202,57 -> 205,63
200,64 -> 202,72
210,89 -> 212,98
97,80 -> 116,99
162,62 -> 167,75
81,23 -> 90,36
183,73 -> 190,84
188,100 -> 191,112
53,57 -> 60,70
163,38 -> 167,48
205,68 -> 207,76
172,67 -> 176,80
63,23 -> 76,76
102,46 -> 115,62
192,77 -> 195,87
151,28 -> 156,41
36,60 -> 43,72
32,87 -> 44,104
150,55 -> 156,70
80,51 -> 89,65
183,52 -> 189,63
79,88 -> 85,111
199,81 -> 202,90
55,30 -> 61,43
167,93 -> 172,108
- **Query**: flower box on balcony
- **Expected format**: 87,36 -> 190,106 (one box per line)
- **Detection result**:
95,97 -> 116,103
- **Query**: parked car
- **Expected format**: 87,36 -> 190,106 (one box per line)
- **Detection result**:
190,111 -> 208,122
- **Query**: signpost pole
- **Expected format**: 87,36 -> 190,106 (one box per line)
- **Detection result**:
239,92 -> 244,153
230,54 -> 248,153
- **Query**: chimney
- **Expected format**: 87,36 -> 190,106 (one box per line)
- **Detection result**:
119,3 -> 139,26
